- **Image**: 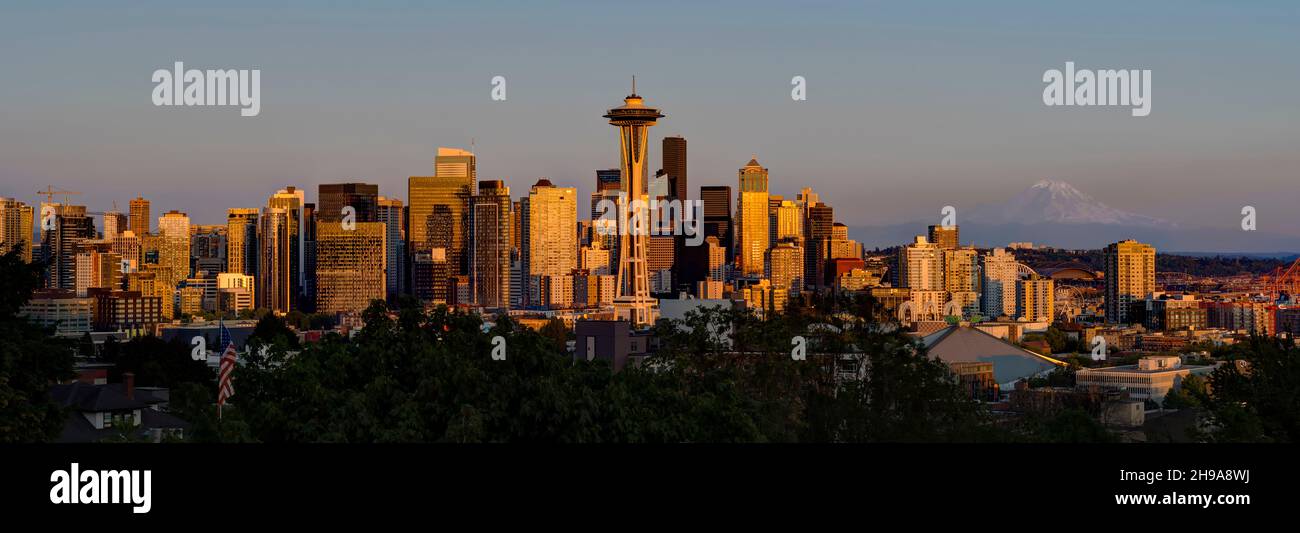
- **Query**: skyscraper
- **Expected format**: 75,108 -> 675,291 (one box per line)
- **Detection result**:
409,147 -> 475,277
736,158 -> 770,278
1104,239 -> 1156,324
377,197 -> 406,302
434,147 -> 476,180
662,136 -> 688,202
43,205 -> 93,290
595,168 -> 622,192
302,202 -> 317,312
129,197 -> 151,237
699,185 -> 733,256
1017,274 -> 1055,322
804,202 -> 833,290
469,180 -> 512,309
315,221 -> 386,314
767,240 -> 804,304
102,210 -> 126,241
647,170 -> 675,291
591,168 -> 623,270
257,207 -> 292,313
943,247 -> 979,293
944,246 -> 980,317
0,198 -> 34,263
981,248 -> 1019,318
190,224 -> 226,274
521,179 -> 577,307
318,183 -> 379,224
112,231 -> 142,273
226,208 -> 259,277
605,84 -> 663,326
898,235 -> 944,291
773,199 -> 803,245
267,187 -> 305,307
157,211 -> 191,304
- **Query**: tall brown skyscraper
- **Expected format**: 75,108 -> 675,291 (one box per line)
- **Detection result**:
257,207 -> 292,313
699,186 -> 732,254
469,180 -> 512,309
804,202 -> 834,289
662,136 -> 687,201
129,197 -> 151,237
43,205 -> 93,290
315,221 -> 386,314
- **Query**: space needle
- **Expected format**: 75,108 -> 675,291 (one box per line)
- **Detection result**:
604,78 -> 663,326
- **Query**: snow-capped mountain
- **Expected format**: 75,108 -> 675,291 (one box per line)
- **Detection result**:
968,179 -> 1171,227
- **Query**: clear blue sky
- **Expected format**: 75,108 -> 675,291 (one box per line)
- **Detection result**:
1,0 -> 1297,237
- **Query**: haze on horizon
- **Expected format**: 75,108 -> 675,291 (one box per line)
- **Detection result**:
1,1 -> 1297,248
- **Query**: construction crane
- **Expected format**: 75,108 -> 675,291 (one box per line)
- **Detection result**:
36,185 -> 81,205
34,186 -> 110,226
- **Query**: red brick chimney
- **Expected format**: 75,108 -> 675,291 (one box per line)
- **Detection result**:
123,372 -> 135,400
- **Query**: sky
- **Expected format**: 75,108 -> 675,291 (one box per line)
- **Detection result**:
1,0 -> 1297,241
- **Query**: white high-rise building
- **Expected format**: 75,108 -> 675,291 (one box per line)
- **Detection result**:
981,248 -> 1019,318
898,235 -> 944,291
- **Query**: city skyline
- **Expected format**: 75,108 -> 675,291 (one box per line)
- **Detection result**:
9,3 -> 1300,515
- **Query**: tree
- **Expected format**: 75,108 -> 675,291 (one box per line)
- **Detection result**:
1043,326 -> 1069,354
1162,374 -> 1205,410
250,313 -> 300,349
1198,337 -> 1300,443
1021,408 -> 1116,443
0,245 -> 75,442
100,335 -> 214,388
538,318 -> 568,352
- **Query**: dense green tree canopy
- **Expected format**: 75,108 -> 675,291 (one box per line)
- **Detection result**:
0,246 -> 75,442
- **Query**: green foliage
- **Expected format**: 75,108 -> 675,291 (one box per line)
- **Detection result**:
537,318 -> 569,353
1019,408 -> 1117,443
1027,366 -> 1076,388
251,312 -> 300,349
99,335 -> 215,387
201,300 -> 1000,442
1198,337 -> 1300,442
1162,374 -> 1205,410
0,245 -> 75,442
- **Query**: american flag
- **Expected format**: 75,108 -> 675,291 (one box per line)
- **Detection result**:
217,321 -> 236,417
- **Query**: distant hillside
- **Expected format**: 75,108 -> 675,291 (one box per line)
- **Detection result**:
1006,248 -> 1288,277
863,246 -> 1291,277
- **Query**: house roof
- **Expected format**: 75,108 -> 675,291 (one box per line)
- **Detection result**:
57,408 -> 190,443
51,381 -> 148,412
51,381 -> 168,413
922,326 -> 1066,385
